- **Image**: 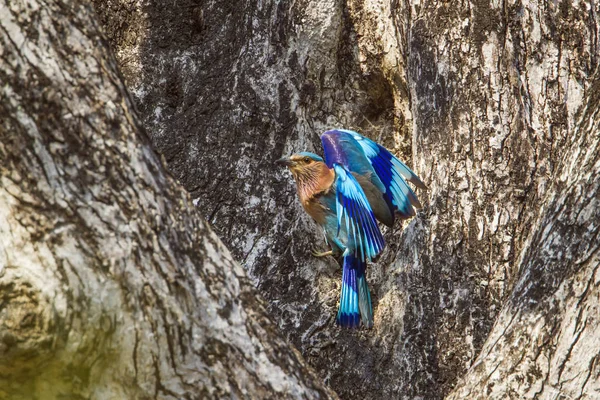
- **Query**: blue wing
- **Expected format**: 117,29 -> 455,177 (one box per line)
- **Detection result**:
321,130 -> 385,189
333,164 -> 384,262
323,129 -> 425,219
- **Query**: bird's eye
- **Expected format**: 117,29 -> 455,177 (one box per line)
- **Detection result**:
304,157 -> 311,163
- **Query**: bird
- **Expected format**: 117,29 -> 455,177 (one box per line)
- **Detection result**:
276,129 -> 426,328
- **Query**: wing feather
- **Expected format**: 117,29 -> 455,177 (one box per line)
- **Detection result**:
337,129 -> 426,219
333,164 -> 384,262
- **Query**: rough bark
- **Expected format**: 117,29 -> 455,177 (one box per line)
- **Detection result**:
0,1 -> 337,399
94,0 -> 600,398
409,2 -> 600,398
447,76 -> 600,399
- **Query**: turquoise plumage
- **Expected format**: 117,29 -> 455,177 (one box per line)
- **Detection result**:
277,129 -> 426,328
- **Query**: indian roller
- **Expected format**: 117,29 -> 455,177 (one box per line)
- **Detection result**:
277,129 -> 426,328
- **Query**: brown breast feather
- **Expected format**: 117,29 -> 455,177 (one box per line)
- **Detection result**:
297,163 -> 335,225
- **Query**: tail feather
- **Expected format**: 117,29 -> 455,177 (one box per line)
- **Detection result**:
337,263 -> 360,328
358,274 -> 373,328
337,254 -> 373,328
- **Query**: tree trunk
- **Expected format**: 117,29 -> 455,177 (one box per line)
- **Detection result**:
409,2 -> 600,398
0,1 -> 337,399
447,77 -> 600,398
92,0 -> 600,398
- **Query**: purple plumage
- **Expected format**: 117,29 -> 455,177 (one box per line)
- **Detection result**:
321,130 -> 350,167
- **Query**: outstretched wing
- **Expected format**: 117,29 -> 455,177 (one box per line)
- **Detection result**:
323,129 -> 425,219
321,130 -> 384,188
333,164 -> 384,262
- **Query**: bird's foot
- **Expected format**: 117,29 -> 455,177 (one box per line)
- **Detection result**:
311,248 -> 333,258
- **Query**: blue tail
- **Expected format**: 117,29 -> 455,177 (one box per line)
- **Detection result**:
337,254 -> 373,328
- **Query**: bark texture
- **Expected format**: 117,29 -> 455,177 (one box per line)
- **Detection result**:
448,76 -> 600,399
0,1 -> 337,399
410,2 -> 600,398
93,0 -> 600,398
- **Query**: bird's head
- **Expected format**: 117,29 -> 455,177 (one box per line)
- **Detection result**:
276,151 -> 323,172
276,152 -> 326,182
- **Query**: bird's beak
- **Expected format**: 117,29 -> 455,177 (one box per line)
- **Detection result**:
276,157 -> 293,167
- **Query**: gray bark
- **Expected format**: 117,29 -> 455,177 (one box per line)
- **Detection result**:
0,1 -> 337,399
448,77 -> 600,398
94,0 -> 600,398
411,2 -> 600,398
